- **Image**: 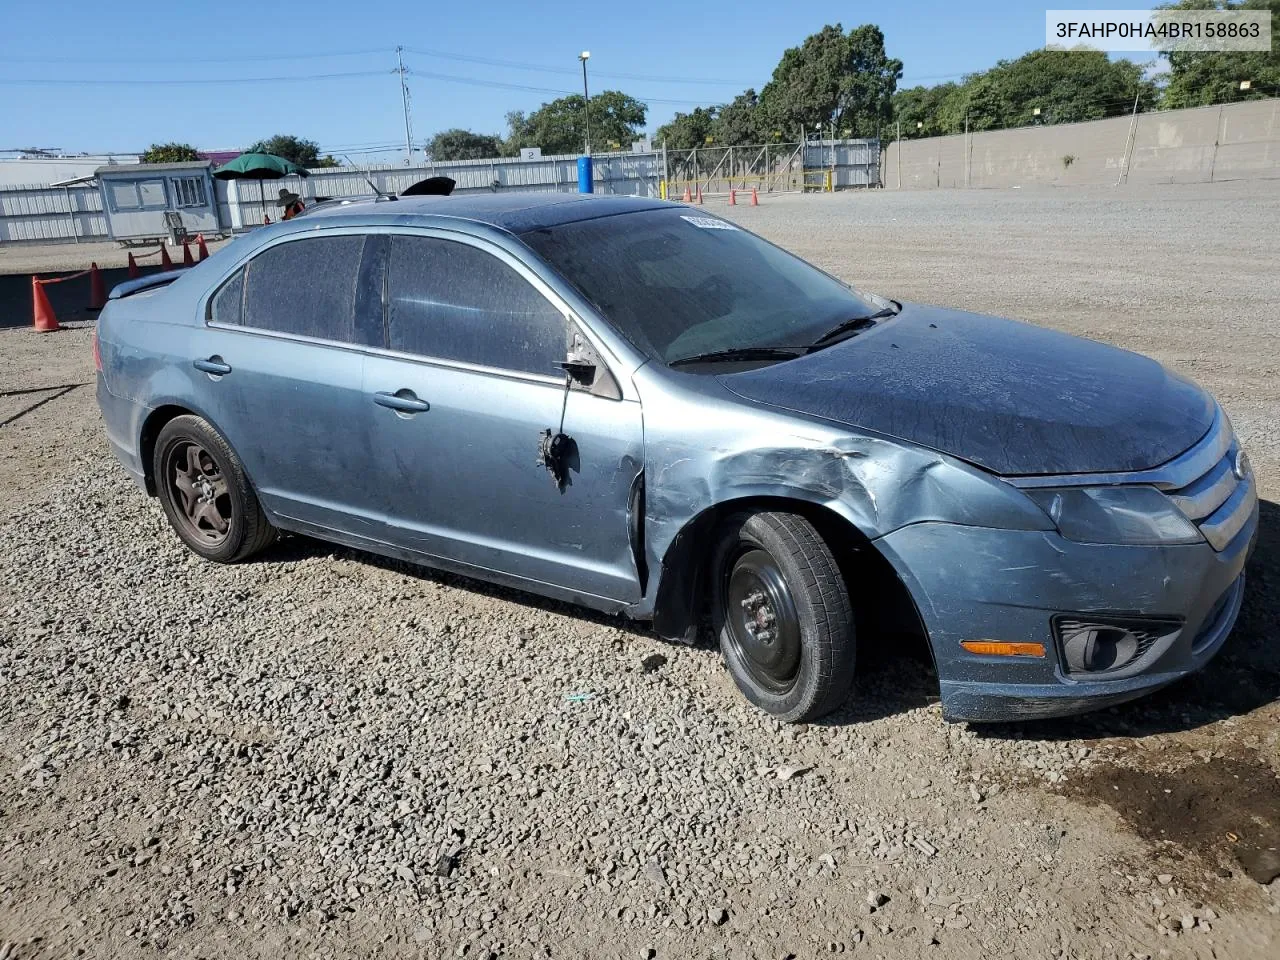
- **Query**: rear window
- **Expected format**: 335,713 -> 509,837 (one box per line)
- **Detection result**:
520,208 -> 874,364
242,235 -> 368,344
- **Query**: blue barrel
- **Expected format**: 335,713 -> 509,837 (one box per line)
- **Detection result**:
577,156 -> 594,194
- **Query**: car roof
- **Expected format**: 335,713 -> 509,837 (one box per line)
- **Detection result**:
297,192 -> 671,234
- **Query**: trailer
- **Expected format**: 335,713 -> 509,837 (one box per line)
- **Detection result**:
95,161 -> 221,244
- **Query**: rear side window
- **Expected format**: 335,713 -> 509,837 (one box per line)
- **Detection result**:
387,236 -> 567,375
209,268 -> 244,325
242,235 -> 368,343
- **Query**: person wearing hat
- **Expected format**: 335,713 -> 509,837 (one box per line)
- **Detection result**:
277,188 -> 305,220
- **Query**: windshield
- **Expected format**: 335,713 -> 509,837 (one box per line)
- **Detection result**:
520,208 -> 878,364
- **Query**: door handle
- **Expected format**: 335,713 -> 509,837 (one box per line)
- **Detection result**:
193,357 -> 232,375
374,390 -> 430,414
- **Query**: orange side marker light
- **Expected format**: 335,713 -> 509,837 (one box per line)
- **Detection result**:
960,640 -> 1046,658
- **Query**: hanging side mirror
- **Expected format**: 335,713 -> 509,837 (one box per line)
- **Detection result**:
560,328 -> 621,400
558,357 -> 596,386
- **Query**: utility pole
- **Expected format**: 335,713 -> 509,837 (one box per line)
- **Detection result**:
895,119 -> 901,190
579,51 -> 592,156
396,46 -> 413,166
964,111 -> 969,188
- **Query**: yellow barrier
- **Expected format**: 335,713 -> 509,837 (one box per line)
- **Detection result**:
802,170 -> 833,192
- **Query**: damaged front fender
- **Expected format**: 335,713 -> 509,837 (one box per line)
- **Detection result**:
631,369 -> 1052,637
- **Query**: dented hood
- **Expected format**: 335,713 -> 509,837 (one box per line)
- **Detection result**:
718,303 -> 1214,476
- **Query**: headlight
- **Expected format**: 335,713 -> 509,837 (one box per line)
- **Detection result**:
1025,485 -> 1203,546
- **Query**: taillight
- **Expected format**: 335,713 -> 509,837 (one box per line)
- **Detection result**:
92,328 -> 102,371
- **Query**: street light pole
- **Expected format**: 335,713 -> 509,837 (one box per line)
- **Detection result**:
579,51 -> 592,156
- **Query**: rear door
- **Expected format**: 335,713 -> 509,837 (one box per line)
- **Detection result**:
189,232 -> 385,536
362,231 -> 645,603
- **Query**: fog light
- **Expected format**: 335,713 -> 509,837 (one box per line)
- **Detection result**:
1054,616 -> 1181,675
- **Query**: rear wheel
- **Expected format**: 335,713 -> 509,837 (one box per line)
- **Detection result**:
153,415 -> 275,563
711,511 -> 855,722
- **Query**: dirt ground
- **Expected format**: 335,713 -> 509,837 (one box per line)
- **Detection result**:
1,182 -> 1277,960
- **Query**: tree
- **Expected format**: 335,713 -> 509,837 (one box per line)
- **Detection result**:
713,90 -> 765,145
1159,0 -> 1280,108
890,84 -> 962,138
244,134 -> 337,168
505,91 -> 647,156
759,24 -> 903,137
839,25 -> 905,136
426,129 -> 502,161
655,107 -> 717,149
893,50 -> 1157,135
141,142 -> 199,163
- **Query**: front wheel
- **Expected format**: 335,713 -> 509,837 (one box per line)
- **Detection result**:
153,415 -> 276,563
711,512 -> 855,722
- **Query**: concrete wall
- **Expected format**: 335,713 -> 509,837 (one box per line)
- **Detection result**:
883,98 -> 1280,189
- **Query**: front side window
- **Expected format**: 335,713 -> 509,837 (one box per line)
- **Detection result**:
242,235 -> 367,343
520,207 -> 877,364
386,236 -> 567,375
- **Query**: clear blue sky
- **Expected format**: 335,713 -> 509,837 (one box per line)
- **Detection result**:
0,0 -> 1152,160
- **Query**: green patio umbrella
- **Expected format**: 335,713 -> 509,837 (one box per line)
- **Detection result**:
213,153 -> 311,225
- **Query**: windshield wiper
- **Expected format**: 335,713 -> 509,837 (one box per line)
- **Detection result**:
669,346 -> 806,367
807,306 -> 898,350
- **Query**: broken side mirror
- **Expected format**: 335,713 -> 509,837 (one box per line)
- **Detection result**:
560,329 -> 621,400
558,358 -> 596,386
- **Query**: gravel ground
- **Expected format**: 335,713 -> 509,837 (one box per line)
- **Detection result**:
0,238 -> 235,275
2,182 -> 1278,960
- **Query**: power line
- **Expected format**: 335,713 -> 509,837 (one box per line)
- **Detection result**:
0,70 -> 391,86
0,47 -> 394,65
404,67 -> 714,106
401,46 -> 748,86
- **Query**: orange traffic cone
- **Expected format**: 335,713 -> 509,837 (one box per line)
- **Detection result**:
682,185 -> 691,202
32,277 -> 60,332
127,252 -> 140,279
196,234 -> 209,261
729,189 -> 737,205
89,262 -> 106,310
182,240 -> 194,267
751,187 -> 759,206
696,186 -> 703,205
161,245 -> 174,269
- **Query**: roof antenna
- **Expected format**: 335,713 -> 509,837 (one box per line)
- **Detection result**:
342,154 -> 397,202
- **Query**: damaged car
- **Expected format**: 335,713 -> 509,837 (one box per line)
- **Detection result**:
94,194 -> 1258,723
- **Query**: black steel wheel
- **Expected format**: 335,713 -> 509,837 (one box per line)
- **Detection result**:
152,415 -> 276,563
711,512 -> 855,722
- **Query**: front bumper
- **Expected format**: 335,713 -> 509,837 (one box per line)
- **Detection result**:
876,499 -> 1258,722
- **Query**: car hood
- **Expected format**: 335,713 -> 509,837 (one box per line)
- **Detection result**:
718,303 -> 1215,476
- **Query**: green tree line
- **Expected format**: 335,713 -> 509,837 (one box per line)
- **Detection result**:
144,0 -> 1278,164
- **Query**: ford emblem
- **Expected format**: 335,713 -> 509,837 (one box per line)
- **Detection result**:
1233,449 -> 1251,481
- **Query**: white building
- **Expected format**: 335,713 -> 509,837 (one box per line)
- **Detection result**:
0,155 -> 140,188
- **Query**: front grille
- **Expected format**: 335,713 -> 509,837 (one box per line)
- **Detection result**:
1166,433 -> 1255,552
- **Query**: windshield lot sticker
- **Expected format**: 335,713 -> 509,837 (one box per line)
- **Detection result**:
680,215 -> 738,230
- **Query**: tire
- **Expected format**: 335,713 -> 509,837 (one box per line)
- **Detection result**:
711,511 -> 855,722
152,414 -> 276,563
